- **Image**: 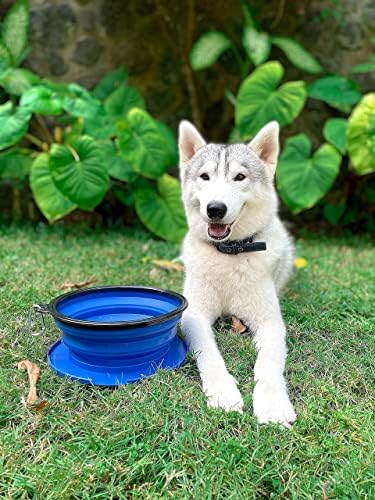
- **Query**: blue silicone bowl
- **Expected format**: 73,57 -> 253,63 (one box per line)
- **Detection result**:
45,286 -> 188,386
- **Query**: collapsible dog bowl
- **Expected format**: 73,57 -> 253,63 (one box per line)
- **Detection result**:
40,286 -> 188,386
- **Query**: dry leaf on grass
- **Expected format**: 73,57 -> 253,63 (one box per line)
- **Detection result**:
231,316 -> 247,334
17,360 -> 41,404
61,276 -> 96,289
34,400 -> 48,412
152,259 -> 184,272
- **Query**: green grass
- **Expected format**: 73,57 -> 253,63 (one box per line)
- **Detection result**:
0,225 -> 374,498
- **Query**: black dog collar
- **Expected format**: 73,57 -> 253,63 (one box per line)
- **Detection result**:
214,235 -> 266,255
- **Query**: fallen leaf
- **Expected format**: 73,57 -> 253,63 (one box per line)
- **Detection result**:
294,257 -> 308,269
34,400 -> 48,412
61,276 -> 96,289
152,259 -> 184,272
17,360 -> 41,404
231,316 -> 247,334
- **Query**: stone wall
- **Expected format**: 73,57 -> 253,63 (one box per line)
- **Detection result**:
2,0 -> 375,139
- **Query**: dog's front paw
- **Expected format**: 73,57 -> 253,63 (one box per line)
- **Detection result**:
253,382 -> 296,427
203,374 -> 244,413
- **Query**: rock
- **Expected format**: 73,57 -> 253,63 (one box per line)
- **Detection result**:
73,38 -> 102,66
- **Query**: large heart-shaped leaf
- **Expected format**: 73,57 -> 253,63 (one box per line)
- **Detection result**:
242,27 -> 271,66
92,66 -> 128,101
276,133 -> 341,213
0,68 -> 39,96
135,175 -> 187,242
323,118 -> 347,154
271,37 -> 323,74
20,85 -> 64,115
235,61 -> 306,139
308,76 -> 361,112
0,148 -> 32,180
50,136 -> 109,210
117,109 -> 170,178
30,153 -> 77,223
347,93 -> 375,176
190,31 -> 232,70
2,0 -> 29,66
104,85 -> 145,118
102,140 -> 138,183
0,101 -> 31,150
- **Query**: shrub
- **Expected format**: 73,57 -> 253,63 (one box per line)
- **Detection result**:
0,0 -> 187,242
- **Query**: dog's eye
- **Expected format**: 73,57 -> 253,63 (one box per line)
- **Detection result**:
200,173 -> 210,181
234,173 -> 246,181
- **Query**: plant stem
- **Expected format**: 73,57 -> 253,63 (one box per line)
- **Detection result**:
66,144 -> 80,162
12,187 -> 22,221
35,114 -> 54,144
25,133 -> 45,150
232,45 -> 248,79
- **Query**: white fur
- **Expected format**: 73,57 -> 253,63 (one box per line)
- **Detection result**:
179,121 -> 297,426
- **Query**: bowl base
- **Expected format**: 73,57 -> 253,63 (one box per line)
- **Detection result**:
48,337 -> 188,386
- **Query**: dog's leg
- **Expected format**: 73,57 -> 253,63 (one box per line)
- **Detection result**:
235,280 -> 296,426
182,307 -> 244,413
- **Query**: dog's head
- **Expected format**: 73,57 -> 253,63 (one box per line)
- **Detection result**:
179,121 -> 280,242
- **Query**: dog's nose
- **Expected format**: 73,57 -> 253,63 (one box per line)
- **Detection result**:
207,201 -> 227,221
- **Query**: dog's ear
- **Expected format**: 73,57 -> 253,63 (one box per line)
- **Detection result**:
178,121 -> 206,164
248,121 -> 279,175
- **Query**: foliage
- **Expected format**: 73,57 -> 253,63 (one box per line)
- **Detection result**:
0,0 -> 186,241
276,134 -> 341,213
190,1 -> 375,231
235,61 -> 306,139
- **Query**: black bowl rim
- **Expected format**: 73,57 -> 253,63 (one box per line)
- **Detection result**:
48,285 -> 188,330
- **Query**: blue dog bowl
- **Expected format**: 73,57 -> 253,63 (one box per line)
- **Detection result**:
43,286 -> 188,386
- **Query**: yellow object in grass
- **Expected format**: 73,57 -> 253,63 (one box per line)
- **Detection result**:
294,257 -> 308,269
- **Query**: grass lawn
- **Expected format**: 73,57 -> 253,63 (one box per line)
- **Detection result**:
0,224 -> 374,498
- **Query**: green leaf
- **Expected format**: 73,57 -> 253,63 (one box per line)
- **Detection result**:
0,101 -> 31,150
0,68 -> 40,95
20,85 -> 64,115
347,93 -> 375,176
239,0 -> 256,28
271,37 -> 323,74
30,153 -> 77,223
117,109 -> 170,179
102,140 -> 138,183
276,133 -> 341,213
0,148 -> 31,180
49,136 -> 109,210
190,31 -> 232,70
350,61 -> 375,74
104,85 -> 145,118
242,27 -> 271,66
135,175 -> 187,242
92,67 -> 128,101
323,118 -> 347,154
308,76 -> 361,112
113,184 -> 135,208
62,83 -> 103,121
155,121 -> 178,166
0,42 -> 11,73
83,114 -> 116,140
2,0 -> 29,66
323,203 -> 346,225
235,61 -> 306,140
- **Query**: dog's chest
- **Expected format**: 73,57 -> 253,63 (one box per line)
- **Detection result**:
185,243 -> 270,288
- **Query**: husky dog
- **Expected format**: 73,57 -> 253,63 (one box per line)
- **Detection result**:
178,120 -> 296,426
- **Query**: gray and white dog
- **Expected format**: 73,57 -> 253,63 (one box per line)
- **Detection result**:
178,120 -> 296,426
